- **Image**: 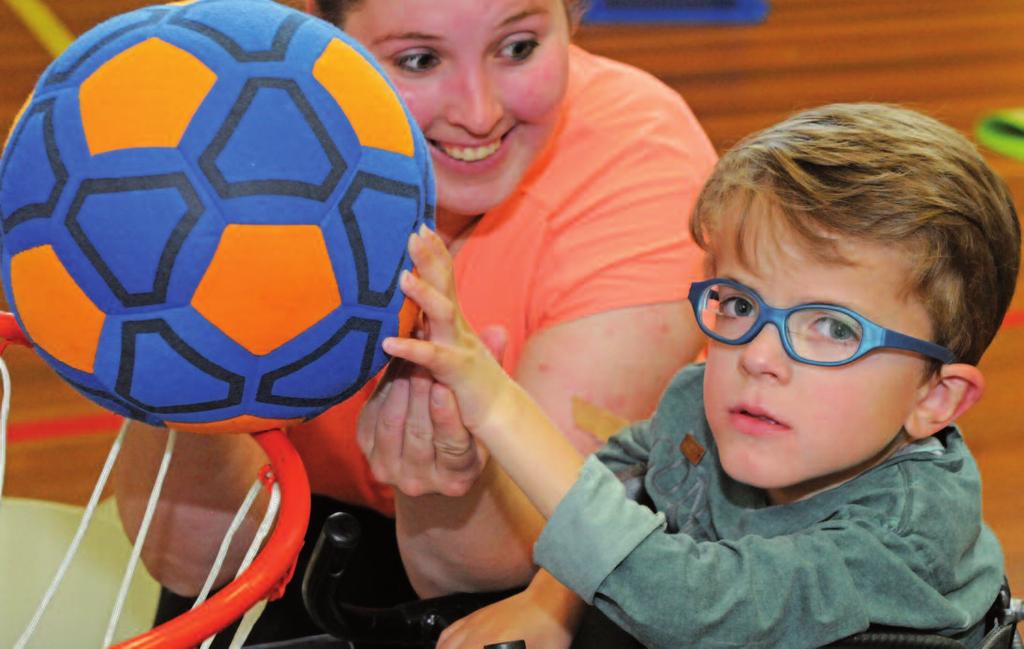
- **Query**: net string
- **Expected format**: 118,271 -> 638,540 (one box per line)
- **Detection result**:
0,353 -> 12,506
192,479 -> 264,611
203,479 -> 282,649
0,327 -> 305,647
103,428 -> 177,647
13,418 -> 133,649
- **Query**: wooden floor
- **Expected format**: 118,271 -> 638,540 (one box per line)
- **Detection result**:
1,0 -> 1023,598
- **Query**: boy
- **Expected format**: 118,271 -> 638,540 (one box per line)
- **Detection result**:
382,103 -> 1021,648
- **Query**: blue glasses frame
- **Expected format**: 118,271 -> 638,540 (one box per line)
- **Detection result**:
687,278 -> 955,366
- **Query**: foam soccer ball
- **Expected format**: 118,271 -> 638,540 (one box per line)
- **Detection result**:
0,0 -> 434,434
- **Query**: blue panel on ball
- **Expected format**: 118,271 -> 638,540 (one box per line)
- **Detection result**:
216,85 -> 334,189
167,0 -> 305,62
200,78 -> 345,204
257,315 -> 380,408
116,319 -> 244,413
0,101 -> 64,230
68,182 -> 191,300
339,172 -> 420,308
352,185 -> 417,294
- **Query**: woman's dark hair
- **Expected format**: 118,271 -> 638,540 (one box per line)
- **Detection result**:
312,0 -> 589,28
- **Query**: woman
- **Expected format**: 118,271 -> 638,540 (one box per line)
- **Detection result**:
113,0 -> 716,645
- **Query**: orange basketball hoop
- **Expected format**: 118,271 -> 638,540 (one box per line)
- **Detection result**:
0,310 -> 311,648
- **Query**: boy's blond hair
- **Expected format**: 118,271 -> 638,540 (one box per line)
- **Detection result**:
691,103 -> 1020,366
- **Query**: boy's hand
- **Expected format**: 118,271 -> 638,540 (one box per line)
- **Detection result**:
383,226 -> 516,436
387,226 -> 584,519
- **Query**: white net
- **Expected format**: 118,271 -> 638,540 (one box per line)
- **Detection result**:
0,349 -> 297,648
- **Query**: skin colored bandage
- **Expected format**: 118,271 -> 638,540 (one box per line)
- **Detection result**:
572,396 -> 629,442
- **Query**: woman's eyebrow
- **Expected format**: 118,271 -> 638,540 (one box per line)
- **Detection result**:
499,8 -> 546,28
370,31 -> 441,46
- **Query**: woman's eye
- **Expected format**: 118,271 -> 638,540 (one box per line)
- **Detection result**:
500,38 -> 539,61
394,50 -> 440,73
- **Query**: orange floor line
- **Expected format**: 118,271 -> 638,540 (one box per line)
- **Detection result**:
8,412 -> 122,443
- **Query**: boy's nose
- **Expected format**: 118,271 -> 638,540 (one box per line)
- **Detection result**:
446,67 -> 503,137
738,323 -> 791,381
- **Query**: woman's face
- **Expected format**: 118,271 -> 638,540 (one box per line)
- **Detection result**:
339,0 -> 571,220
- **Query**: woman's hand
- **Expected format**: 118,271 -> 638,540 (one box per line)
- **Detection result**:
382,225 -> 518,436
357,324 -> 507,497
436,570 -> 583,649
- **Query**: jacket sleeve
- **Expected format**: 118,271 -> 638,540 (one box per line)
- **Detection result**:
535,458 -> 997,649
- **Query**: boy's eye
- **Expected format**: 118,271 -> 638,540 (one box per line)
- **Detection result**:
810,314 -> 862,343
499,38 -> 539,62
394,50 -> 440,73
719,295 -> 756,318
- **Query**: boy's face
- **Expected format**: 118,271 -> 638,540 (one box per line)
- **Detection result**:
703,209 -> 937,505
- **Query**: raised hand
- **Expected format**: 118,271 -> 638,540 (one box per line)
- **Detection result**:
385,225 -> 584,520
358,324 -> 508,497
382,226 -> 516,434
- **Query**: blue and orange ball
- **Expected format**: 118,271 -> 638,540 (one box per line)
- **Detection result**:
0,0 -> 434,434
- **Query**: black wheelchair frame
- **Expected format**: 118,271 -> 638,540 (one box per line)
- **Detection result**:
283,512 -> 1023,649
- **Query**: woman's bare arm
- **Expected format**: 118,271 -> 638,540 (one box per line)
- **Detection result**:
112,422 -> 269,595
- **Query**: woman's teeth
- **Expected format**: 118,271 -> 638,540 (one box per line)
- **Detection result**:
438,140 -> 501,162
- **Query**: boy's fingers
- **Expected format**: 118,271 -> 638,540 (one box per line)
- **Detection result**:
400,271 -> 457,342
409,226 -> 457,296
382,336 -> 441,373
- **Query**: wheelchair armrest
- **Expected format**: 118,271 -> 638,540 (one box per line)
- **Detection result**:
302,512 -> 524,647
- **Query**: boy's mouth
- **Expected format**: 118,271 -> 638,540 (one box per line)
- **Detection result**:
730,404 -> 789,430
739,409 -> 782,425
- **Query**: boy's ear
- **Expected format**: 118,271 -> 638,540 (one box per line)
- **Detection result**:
904,364 -> 985,440
304,0 -> 320,18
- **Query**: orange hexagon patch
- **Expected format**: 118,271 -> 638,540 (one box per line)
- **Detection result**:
313,38 -> 414,157
10,245 -> 106,372
166,414 -> 303,435
80,37 -> 215,155
191,224 -> 341,355
397,294 -> 419,338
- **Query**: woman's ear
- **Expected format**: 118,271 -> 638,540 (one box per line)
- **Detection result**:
904,364 -> 985,440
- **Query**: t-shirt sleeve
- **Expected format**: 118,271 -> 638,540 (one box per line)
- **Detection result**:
528,67 -> 717,331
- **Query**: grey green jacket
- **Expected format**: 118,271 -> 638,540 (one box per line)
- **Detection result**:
535,364 -> 1004,649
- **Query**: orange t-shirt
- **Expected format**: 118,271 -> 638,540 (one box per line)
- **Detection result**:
288,45 -> 717,515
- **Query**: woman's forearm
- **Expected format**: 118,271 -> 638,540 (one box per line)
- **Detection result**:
395,458 -> 545,597
112,422 -> 269,595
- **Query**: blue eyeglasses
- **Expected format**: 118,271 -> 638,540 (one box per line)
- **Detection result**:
687,278 -> 955,367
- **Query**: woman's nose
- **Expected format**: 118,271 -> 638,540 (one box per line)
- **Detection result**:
445,66 -> 503,137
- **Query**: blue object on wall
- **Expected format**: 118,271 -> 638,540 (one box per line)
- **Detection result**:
583,0 -> 769,24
